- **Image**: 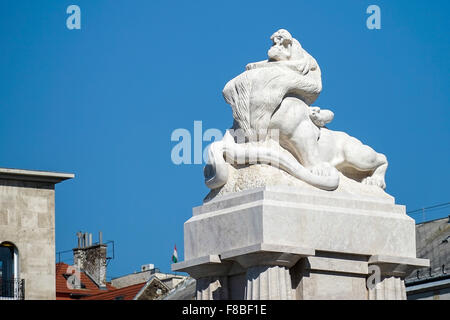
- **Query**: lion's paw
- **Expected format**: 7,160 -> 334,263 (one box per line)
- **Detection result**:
362,176 -> 386,189
309,163 -> 334,177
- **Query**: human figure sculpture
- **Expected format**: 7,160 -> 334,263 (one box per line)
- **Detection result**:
205,29 -> 388,191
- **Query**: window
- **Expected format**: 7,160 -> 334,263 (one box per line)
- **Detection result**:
0,243 -> 16,280
0,242 -> 19,298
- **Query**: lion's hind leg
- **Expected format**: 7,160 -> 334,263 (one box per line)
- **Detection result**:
361,153 -> 388,189
342,136 -> 388,189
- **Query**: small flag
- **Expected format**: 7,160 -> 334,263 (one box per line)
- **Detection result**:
172,245 -> 178,263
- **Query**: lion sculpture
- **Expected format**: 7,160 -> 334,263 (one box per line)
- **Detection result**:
205,29 -> 388,191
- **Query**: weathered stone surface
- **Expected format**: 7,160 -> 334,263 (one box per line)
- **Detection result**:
245,265 -> 293,300
73,244 -> 107,288
196,276 -> 229,300
368,276 -> 407,300
0,168 -> 73,300
188,186 -> 413,261
205,164 -> 393,203
174,186 -> 428,300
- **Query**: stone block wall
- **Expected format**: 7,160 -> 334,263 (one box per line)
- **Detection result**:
0,180 -> 56,300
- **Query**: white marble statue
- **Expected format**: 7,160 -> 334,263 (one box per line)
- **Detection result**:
205,29 -> 388,191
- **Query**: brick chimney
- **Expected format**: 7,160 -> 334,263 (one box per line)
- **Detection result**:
73,231 -> 107,289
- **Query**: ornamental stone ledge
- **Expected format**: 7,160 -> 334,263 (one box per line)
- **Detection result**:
368,254 -> 430,277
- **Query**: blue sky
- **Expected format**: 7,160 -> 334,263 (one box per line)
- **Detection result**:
0,1 -> 448,278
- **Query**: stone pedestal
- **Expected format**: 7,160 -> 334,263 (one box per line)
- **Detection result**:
172,185 -> 429,300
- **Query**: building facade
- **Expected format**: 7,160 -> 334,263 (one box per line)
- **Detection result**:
406,216 -> 450,300
0,168 -> 73,300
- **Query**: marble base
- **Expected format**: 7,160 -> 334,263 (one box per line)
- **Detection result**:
173,186 -> 429,300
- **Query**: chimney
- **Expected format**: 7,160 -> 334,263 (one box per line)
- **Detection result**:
73,231 -> 108,289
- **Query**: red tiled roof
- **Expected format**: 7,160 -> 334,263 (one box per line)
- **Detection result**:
56,262 -> 116,300
81,282 -> 146,300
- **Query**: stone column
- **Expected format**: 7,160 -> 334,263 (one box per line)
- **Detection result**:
196,276 -> 229,300
368,276 -> 406,300
367,255 -> 428,300
245,265 -> 293,300
220,244 -> 313,300
172,255 -> 232,300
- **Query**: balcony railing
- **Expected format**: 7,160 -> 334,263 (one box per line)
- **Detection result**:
0,279 -> 25,300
